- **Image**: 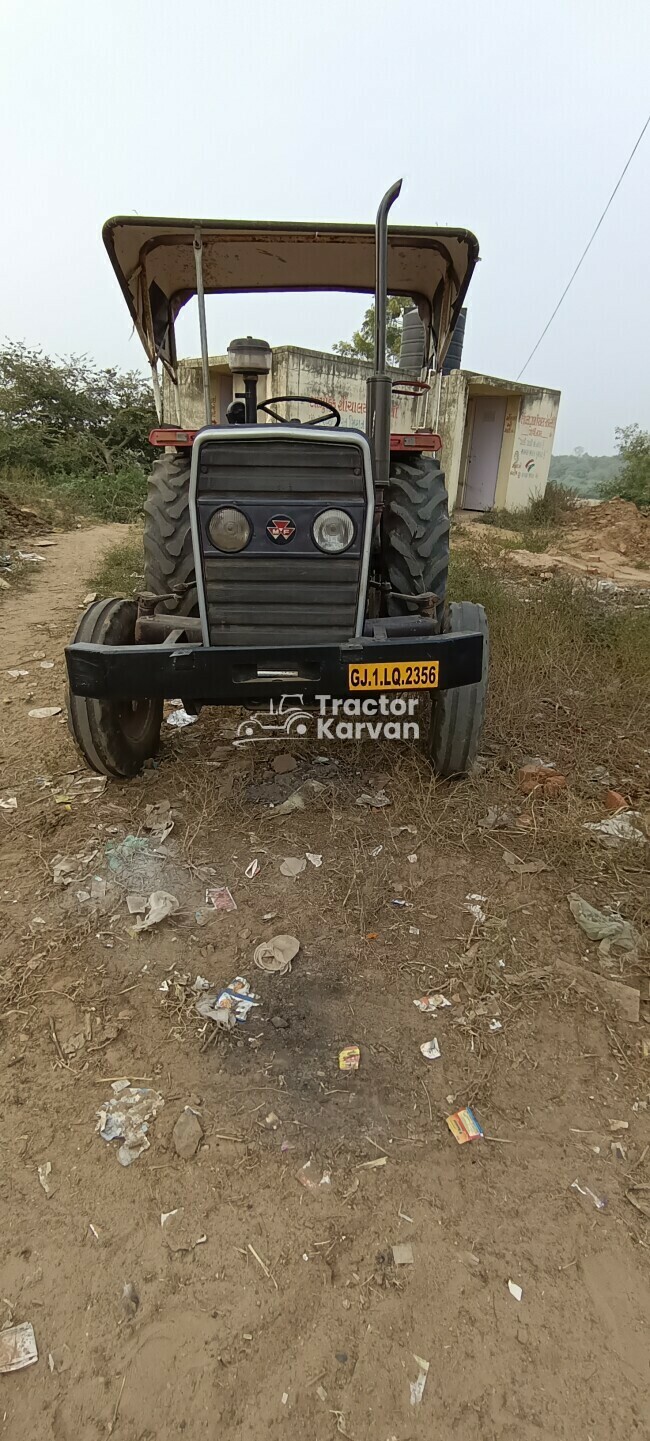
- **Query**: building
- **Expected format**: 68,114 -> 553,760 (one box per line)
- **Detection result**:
162,346 -> 560,513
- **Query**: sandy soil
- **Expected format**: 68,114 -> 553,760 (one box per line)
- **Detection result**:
1,530 -> 649,1441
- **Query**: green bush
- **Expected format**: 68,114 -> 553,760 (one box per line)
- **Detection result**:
600,425 -> 650,508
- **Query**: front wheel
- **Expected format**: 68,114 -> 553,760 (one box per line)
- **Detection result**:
67,599 -> 163,779
426,601 -> 489,778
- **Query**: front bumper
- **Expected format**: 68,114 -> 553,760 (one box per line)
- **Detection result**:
65,633 -> 484,704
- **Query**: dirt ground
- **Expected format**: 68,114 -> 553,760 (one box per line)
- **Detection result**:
459,499 -> 650,589
1,526 -> 650,1441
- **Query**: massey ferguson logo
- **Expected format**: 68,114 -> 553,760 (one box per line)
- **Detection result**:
266,515 -> 296,543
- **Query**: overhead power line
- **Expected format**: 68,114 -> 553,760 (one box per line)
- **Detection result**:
517,109 -> 650,380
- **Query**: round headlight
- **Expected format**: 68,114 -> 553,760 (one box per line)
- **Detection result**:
208,507 -> 251,553
312,509 -> 355,554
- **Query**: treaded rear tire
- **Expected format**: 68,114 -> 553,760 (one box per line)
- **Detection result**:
143,451 -> 197,615
427,600 -> 489,778
67,599 -> 162,779
382,455 -> 449,624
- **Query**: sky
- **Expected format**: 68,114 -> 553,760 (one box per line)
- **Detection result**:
0,0 -> 648,454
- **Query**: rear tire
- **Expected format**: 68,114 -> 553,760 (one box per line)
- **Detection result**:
67,599 -> 163,779
382,455 -> 449,624
427,601 -> 489,778
143,451 -> 197,615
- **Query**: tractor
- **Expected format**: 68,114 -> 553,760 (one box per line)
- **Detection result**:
65,181 -> 488,778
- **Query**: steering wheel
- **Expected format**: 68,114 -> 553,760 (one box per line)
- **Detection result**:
257,395 -> 341,427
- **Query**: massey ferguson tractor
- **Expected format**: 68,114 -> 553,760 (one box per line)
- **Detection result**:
65,181 -> 487,778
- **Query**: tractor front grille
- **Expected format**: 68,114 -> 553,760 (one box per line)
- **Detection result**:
195,435 -> 367,647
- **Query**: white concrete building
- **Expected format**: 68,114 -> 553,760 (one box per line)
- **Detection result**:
163,347 -> 560,513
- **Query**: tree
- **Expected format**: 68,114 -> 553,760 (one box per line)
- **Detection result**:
600,425 -> 650,508
333,297 -> 413,368
0,341 -> 156,476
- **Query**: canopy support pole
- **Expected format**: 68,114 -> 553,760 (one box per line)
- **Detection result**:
193,229 -> 212,426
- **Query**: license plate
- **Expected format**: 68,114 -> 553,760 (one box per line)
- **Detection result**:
348,661 -> 439,691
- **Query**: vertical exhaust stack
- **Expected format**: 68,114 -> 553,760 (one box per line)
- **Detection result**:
366,178 -> 402,488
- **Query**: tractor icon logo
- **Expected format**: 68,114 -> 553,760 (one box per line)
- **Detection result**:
233,694 -> 312,745
266,515 -> 296,543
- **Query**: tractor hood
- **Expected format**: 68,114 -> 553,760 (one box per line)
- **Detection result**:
103,215 -> 479,379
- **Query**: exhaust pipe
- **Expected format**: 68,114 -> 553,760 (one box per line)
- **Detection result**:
366,178 -> 402,489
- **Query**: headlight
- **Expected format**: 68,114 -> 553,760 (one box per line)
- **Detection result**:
208,507 -> 251,553
312,509 -> 355,554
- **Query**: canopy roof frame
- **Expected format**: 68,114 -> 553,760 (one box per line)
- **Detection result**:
103,215 -> 480,382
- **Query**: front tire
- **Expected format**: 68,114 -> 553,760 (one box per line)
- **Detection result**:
67,599 -> 162,779
143,450 -> 197,615
382,455 -> 449,624
427,601 -> 489,778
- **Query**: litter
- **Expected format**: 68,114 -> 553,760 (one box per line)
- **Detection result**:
82,591 -> 97,603
298,1160 -> 331,1191
446,1107 -> 483,1144
571,1179 -> 606,1211
196,976 -> 260,1027
609,1119 -> 629,1132
465,893 -> 487,923
355,789 -> 390,808
407,853 -> 418,864
508,1280 -> 523,1302
357,1156 -> 387,1169
479,806 -> 518,829
205,885 -> 237,912
585,811 -> 646,845
409,1355 -> 429,1407
567,892 -> 639,955
97,1081 -> 164,1166
391,898 -> 412,908
413,994 -> 450,1013
28,706 -> 62,719
370,844 -> 383,857
392,1243 -> 414,1266
489,1019 -> 503,1032
17,550 -> 45,562
37,1161 -> 53,1197
280,856 -> 306,878
166,707 -> 198,728
126,893 -> 147,915
245,858 -> 260,879
0,796 -> 17,810
253,934 -> 300,975
7,668 -> 29,678
0,1322 -> 38,1373
305,852 -> 323,867
420,1038 -> 441,1061
409,925 -> 420,935
501,850 -> 548,875
172,1107 -> 203,1160
270,780 -> 325,816
625,1185 -> 650,1218
339,1045 -> 360,1071
39,660 -> 55,669
143,800 -> 175,843
130,890 -> 179,932
394,824 -> 417,835
611,1140 -> 627,1161
90,875 -> 107,901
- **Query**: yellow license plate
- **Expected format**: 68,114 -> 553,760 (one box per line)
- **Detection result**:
348,661 -> 439,691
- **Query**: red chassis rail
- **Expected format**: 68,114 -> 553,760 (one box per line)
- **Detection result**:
149,427 -> 442,453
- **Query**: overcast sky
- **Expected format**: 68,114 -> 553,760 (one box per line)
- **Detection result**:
1,0 -> 648,453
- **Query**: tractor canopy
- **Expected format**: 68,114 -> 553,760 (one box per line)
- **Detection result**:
103,215 -> 479,380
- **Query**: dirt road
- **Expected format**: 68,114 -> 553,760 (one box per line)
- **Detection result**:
1,531 -> 649,1441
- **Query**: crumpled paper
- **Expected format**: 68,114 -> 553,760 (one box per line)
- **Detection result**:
97,1081 -> 164,1166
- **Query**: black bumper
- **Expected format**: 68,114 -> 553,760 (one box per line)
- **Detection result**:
65,633 -> 484,704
